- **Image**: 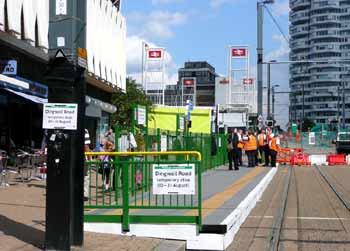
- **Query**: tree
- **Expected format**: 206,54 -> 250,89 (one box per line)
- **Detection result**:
111,78 -> 152,127
301,118 -> 315,132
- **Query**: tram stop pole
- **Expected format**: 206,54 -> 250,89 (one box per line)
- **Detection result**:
45,1 -> 87,250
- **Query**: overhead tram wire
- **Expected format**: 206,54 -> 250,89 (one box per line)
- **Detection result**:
264,6 -> 289,44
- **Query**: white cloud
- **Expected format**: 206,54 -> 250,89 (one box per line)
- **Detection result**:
271,1 -> 290,17
126,35 -> 178,88
152,0 -> 184,5
266,34 -> 290,62
128,11 -> 187,39
209,0 -> 239,8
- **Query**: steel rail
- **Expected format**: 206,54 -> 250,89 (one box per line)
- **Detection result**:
316,166 -> 350,212
266,167 -> 292,251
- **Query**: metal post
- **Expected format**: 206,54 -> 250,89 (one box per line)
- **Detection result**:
228,46 -> 232,104
301,84 -> 305,132
342,81 -> 346,129
337,83 -> 340,131
47,0 -> 86,249
181,78 -> 184,106
257,2 -> 264,116
142,42 -> 146,94
267,63 -> 271,119
272,86 -> 275,120
162,51 -> 165,106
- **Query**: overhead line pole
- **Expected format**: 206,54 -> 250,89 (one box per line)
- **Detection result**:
257,2 -> 264,116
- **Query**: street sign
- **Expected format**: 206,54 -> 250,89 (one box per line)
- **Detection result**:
152,164 -> 195,195
231,47 -> 247,58
43,103 -> 78,130
147,49 -> 163,60
179,116 -> 185,130
309,132 -> 316,145
135,105 -> 146,126
160,135 -> 167,152
219,79 -> 229,84
0,60 -> 17,75
77,48 -> 87,68
56,0 -> 67,15
183,78 -> 195,86
243,78 -> 254,85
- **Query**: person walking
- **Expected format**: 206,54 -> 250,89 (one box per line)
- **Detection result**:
244,130 -> 258,168
237,129 -> 244,166
269,133 -> 280,167
227,129 -> 239,171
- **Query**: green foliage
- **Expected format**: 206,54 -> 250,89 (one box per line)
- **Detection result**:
302,118 -> 315,132
111,78 -> 152,127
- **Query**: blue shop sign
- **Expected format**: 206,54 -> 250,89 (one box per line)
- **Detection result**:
0,60 -> 17,75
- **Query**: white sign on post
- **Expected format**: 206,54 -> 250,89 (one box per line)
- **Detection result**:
153,164 -> 195,195
56,0 -> 67,15
179,117 -> 185,130
136,106 -> 146,126
309,132 -> 316,145
43,103 -> 78,130
161,135 -> 167,152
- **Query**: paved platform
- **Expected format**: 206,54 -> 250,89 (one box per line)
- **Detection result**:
0,174 -> 168,251
85,165 -> 277,250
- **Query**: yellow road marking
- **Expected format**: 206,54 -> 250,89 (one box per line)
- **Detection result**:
186,167 -> 266,218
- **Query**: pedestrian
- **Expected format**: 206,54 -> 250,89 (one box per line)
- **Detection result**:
237,129 -> 244,166
100,141 -> 114,190
244,130 -> 258,168
269,133 -> 280,167
227,129 -> 239,171
84,129 -> 91,201
104,128 -> 115,145
258,129 -> 268,165
264,127 -> 272,167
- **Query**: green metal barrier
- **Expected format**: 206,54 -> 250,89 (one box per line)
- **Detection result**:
84,151 -> 202,232
287,131 -> 337,149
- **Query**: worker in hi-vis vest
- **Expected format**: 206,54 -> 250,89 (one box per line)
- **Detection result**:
244,130 -> 258,168
237,129 -> 244,166
269,133 -> 280,167
257,129 -> 268,165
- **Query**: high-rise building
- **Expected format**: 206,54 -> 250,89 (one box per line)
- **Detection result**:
290,0 -> 350,126
178,61 -> 217,106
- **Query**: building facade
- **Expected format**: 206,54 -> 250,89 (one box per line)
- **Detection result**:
0,0 -> 126,152
178,61 -> 217,107
290,0 -> 350,125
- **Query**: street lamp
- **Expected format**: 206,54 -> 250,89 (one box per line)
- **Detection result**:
257,0 -> 274,117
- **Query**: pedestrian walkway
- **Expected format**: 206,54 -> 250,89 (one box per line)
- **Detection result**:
85,165 -> 277,250
0,174 -> 168,251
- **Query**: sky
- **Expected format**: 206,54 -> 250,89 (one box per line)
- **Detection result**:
123,0 -> 290,127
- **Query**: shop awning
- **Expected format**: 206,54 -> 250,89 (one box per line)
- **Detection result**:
0,74 -> 29,90
85,96 -> 117,117
4,88 -> 48,103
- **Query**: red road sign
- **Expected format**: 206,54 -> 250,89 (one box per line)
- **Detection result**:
219,79 -> 229,84
183,79 -> 195,86
243,78 -> 254,85
231,48 -> 247,58
147,50 -> 163,60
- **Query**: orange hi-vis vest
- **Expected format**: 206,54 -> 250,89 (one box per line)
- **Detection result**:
269,137 -> 279,152
244,135 -> 257,151
237,134 -> 244,149
258,134 -> 266,147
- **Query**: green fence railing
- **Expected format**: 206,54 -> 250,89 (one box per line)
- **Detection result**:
84,151 -> 202,232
